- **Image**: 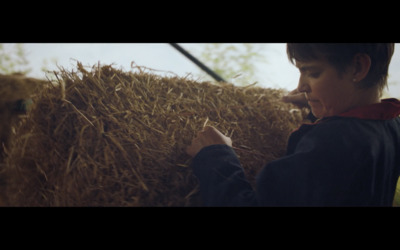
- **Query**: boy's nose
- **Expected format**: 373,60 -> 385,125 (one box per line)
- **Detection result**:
297,75 -> 310,93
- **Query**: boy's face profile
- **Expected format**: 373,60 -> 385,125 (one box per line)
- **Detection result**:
295,58 -> 369,119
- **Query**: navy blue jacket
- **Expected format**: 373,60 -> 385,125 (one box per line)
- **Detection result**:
191,99 -> 400,206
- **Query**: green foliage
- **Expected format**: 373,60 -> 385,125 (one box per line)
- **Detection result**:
194,43 -> 267,86
0,43 -> 31,75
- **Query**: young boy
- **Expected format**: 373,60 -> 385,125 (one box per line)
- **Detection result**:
186,43 -> 400,206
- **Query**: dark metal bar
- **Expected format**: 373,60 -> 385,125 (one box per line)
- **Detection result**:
169,43 -> 226,82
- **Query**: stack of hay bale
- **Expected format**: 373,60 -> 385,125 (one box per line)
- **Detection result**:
1,63 -> 307,206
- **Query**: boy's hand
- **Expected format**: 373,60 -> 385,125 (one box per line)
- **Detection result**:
282,89 -> 308,108
186,126 -> 232,157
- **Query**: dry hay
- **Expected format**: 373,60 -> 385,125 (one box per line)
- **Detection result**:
2,62 -> 307,206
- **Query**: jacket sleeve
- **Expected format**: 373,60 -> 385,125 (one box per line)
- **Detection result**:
191,144 -> 258,206
191,119 -> 379,207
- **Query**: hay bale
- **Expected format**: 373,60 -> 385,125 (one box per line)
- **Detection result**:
2,62 -> 307,206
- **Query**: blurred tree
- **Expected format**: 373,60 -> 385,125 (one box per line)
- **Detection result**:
0,43 -> 31,75
191,43 -> 267,86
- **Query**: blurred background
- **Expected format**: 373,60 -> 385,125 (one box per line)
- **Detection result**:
1,43 -> 399,99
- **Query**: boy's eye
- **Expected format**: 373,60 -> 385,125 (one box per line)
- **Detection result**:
309,72 -> 321,78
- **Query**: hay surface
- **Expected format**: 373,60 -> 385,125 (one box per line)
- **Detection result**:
3,63 -> 306,206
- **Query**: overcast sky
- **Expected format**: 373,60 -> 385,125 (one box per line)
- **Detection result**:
20,43 -> 400,99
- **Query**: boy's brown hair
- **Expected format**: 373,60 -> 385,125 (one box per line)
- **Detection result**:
286,43 -> 395,94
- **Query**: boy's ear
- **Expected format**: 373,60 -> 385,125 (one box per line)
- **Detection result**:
352,53 -> 371,82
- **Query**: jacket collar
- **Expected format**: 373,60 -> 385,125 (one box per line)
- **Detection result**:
337,98 -> 400,120
294,98 -> 400,131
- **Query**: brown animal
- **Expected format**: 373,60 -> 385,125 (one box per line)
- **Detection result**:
0,73 -> 43,159
0,73 -> 45,206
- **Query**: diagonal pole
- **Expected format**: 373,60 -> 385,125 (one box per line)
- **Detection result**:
170,43 -> 227,83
